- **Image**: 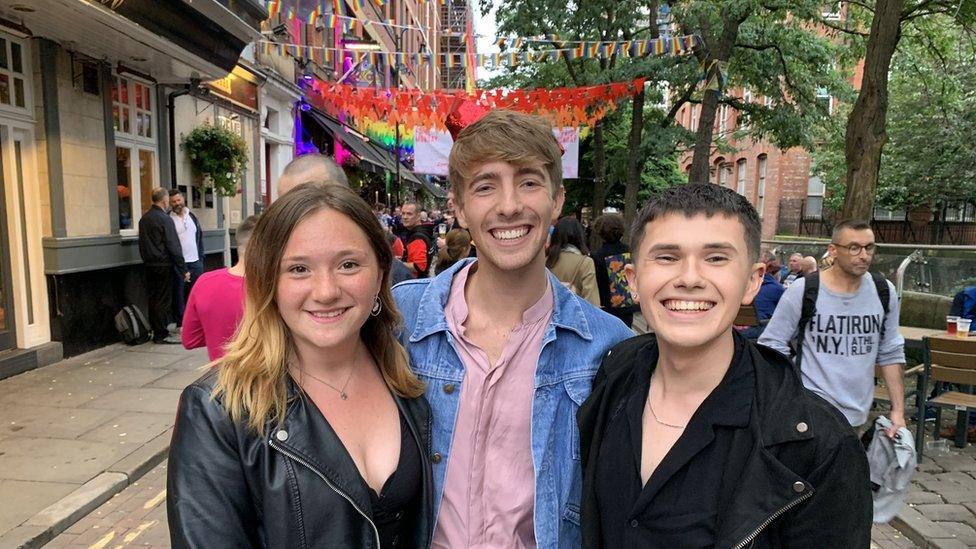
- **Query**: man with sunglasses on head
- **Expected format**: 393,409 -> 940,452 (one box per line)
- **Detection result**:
760,220 -> 906,438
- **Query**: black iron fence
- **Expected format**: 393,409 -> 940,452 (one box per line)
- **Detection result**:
781,200 -> 976,245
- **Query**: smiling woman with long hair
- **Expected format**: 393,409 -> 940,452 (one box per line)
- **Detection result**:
167,183 -> 431,548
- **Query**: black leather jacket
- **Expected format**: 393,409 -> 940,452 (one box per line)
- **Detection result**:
167,371 -> 434,548
578,334 -> 872,549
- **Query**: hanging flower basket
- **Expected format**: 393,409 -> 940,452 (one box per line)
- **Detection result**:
180,123 -> 248,197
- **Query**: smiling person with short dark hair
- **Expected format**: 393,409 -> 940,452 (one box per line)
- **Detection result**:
579,184 -> 871,548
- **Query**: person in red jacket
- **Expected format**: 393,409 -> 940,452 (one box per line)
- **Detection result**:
181,215 -> 259,361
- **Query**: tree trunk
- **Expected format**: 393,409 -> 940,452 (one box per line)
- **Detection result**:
841,0 -> 905,221
624,89 -> 645,240
590,121 -> 608,250
688,8 -> 746,183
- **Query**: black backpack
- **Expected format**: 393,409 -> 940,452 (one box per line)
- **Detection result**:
794,271 -> 890,369
114,304 -> 152,345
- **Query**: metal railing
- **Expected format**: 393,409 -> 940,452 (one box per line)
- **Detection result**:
762,239 -> 976,298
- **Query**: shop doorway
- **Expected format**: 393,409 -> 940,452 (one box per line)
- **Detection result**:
0,138 -> 15,351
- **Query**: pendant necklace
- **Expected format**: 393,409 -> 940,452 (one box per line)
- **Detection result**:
295,349 -> 359,400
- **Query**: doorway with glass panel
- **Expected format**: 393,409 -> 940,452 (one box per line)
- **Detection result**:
0,131 -> 16,351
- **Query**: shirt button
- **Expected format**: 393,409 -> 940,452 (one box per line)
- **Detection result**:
275,429 -> 288,441
630,519 -> 639,528
793,481 -> 806,493
432,452 -> 442,464
443,383 -> 456,394
796,422 -> 809,433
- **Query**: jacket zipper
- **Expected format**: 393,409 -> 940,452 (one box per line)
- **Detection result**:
269,440 -> 381,549
731,490 -> 813,549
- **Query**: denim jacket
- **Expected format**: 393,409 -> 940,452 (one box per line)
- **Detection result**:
393,258 -> 633,549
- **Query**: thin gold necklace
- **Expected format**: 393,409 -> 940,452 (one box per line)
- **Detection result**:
646,396 -> 687,429
295,349 -> 359,400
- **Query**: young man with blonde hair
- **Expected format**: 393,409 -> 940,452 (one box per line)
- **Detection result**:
394,110 -> 632,548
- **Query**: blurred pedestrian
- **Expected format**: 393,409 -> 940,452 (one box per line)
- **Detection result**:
783,252 -> 805,286
589,213 -> 638,327
168,184 -> 431,548
434,229 -> 472,275
802,256 -> 818,275
138,188 -> 187,344
181,214 -> 258,361
276,153 -> 348,197
547,216 -> 600,306
169,189 -> 204,328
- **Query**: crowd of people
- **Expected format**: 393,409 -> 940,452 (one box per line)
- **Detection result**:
159,108 -> 923,548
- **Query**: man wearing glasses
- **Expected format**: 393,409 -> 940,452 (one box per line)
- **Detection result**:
760,220 -> 906,438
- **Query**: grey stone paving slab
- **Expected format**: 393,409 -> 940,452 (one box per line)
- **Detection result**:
936,522 -> 976,546
41,364 -> 172,389
0,480 -> 77,537
1,405 -> 119,440
914,504 -> 972,523
929,538 -> 969,549
77,412 -> 173,446
0,380 -> 119,409
907,490 -> 945,505
0,437 -> 131,483
932,472 -> 976,488
919,458 -> 947,473
79,387 -> 183,415
145,367 -> 207,390
937,488 -> 976,505
893,506 -> 956,543
97,351 -> 185,370
915,480 -> 970,495
932,454 -> 976,473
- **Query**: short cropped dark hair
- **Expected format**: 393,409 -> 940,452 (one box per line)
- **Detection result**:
594,213 -> 625,244
169,189 -> 182,198
831,219 -> 872,241
630,183 -> 762,263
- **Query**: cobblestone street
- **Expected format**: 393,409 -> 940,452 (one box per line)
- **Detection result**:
891,446 -> 976,548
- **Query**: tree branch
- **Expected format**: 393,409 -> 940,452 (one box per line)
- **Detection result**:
735,43 -> 796,89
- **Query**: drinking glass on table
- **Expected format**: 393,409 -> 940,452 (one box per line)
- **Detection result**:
947,315 -> 959,335
956,318 -> 972,338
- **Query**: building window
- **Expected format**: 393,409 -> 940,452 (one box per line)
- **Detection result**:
757,155 -> 767,217
874,206 -> 907,221
815,87 -> 833,114
806,175 -> 826,218
113,76 -> 154,141
691,104 -> 698,131
941,203 -> 974,222
719,163 -> 732,188
0,34 -> 31,112
113,73 -> 158,232
719,104 -> 729,135
822,2 -> 843,20
739,89 -> 751,130
736,159 -> 747,194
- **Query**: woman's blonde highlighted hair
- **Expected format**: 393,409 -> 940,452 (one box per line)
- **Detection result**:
212,184 -> 424,436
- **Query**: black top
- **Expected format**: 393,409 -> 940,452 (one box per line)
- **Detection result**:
594,338 -> 753,548
137,205 -> 187,269
368,414 -> 422,548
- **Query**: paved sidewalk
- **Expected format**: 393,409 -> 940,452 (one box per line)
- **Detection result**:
0,342 -> 208,548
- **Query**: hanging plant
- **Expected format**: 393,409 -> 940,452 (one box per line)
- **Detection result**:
180,123 -> 249,197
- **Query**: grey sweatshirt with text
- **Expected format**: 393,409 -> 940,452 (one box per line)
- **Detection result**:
758,273 -> 906,426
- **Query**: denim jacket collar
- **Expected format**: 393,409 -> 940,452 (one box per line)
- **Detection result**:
408,257 -> 593,343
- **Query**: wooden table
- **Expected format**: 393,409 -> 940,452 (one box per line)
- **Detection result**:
900,326 -> 949,351
900,327 -> 975,448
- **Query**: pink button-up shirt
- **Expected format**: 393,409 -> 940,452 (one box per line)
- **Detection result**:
432,263 -> 554,549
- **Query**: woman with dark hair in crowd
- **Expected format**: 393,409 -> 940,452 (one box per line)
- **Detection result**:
589,213 -> 639,328
546,216 -> 600,306
434,228 -> 472,275
167,184 -> 432,548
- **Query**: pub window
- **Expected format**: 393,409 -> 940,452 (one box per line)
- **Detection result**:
0,33 -> 31,112
113,73 -> 158,233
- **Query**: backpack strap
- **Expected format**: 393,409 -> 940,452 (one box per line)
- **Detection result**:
795,272 -> 820,370
871,272 -> 890,343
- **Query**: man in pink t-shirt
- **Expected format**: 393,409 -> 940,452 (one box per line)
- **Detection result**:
181,215 -> 258,361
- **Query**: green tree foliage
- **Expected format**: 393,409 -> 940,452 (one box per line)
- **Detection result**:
486,0 -> 849,237
814,11 -> 976,215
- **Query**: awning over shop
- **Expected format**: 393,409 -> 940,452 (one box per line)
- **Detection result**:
307,110 -> 446,199
12,0 -> 265,81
